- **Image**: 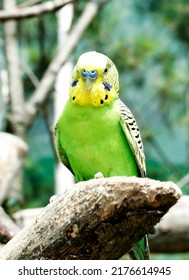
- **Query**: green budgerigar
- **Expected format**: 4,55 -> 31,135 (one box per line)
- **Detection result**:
55,51 -> 150,260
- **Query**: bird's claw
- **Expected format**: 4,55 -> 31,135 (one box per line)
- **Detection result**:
94,172 -> 104,179
49,194 -> 62,203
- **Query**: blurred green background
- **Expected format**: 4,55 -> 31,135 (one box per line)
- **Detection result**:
0,0 -> 189,259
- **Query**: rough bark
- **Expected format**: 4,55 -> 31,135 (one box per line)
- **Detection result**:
0,176 -> 181,260
9,196 -> 189,253
149,195 -> 189,253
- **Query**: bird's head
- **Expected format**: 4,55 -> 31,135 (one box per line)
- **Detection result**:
69,51 -> 119,107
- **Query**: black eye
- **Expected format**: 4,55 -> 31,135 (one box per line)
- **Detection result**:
104,68 -> 108,74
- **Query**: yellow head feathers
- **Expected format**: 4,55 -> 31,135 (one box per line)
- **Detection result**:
70,51 -> 119,107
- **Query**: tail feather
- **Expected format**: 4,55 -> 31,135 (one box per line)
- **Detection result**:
129,235 -> 150,260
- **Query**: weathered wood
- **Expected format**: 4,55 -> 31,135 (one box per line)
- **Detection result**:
0,206 -> 20,243
149,195 -> 189,252
10,198 -> 189,253
0,176 -> 181,260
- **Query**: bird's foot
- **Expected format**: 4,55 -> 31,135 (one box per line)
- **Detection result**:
94,172 -> 104,179
49,194 -> 62,203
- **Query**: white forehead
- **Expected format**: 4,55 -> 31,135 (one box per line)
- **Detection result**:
77,51 -> 108,69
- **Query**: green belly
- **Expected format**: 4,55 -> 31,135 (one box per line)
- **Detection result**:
59,100 -> 138,182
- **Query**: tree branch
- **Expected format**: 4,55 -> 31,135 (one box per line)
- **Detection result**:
9,195 -> 189,254
0,0 -> 75,21
0,176 -> 181,260
24,0 -> 107,127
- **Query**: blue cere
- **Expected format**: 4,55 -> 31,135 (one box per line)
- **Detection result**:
82,69 -> 88,79
82,69 -> 98,80
89,70 -> 98,80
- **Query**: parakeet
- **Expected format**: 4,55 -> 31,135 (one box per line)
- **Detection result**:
55,51 -> 150,260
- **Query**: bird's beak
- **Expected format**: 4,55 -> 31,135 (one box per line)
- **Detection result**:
83,78 -> 94,93
82,69 -> 98,93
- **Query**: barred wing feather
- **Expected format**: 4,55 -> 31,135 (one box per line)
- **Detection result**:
119,100 -> 146,177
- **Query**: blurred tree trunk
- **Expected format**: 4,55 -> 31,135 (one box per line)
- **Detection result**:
55,2 -> 74,193
3,0 -> 25,201
3,0 -> 25,139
